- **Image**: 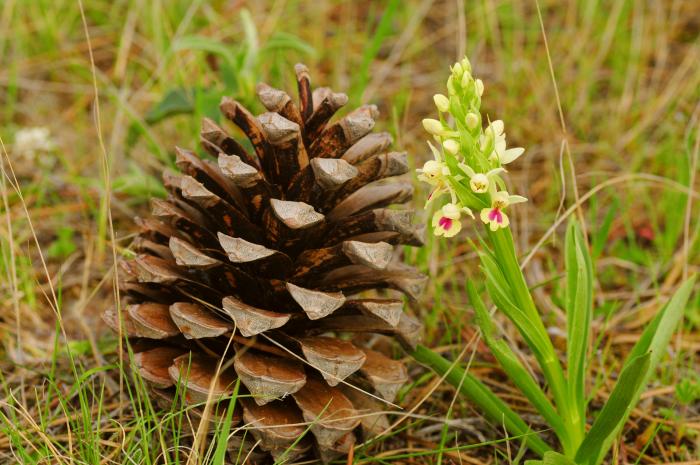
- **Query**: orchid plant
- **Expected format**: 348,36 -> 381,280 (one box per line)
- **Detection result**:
410,58 -> 696,464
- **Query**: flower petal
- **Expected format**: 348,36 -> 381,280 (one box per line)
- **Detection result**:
508,195 -> 528,205
480,208 -> 491,224
444,220 -> 462,237
500,147 -> 525,164
491,120 -> 504,135
500,213 -> 510,229
427,141 -> 442,162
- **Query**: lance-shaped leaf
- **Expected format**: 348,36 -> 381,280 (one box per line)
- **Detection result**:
467,281 -> 568,446
574,353 -> 651,465
589,275 -> 696,465
565,219 -> 593,438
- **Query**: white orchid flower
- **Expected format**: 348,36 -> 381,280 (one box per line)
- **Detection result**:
481,120 -> 525,165
459,164 -> 505,194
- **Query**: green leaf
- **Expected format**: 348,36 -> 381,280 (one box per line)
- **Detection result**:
113,163 -> 167,200
590,275 -> 696,464
575,353 -> 651,464
565,219 -> 592,441
467,281 -> 569,450
144,88 -> 194,125
239,8 -> 259,72
591,199 -> 618,258
479,253 -> 552,367
349,0 -> 401,103
410,344 -> 551,456
261,32 -> 317,57
542,451 -> 578,465
172,35 -> 237,65
47,226 -> 77,259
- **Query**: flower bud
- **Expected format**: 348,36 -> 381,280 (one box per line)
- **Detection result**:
460,57 -> 472,74
422,118 -> 445,136
465,112 -> 479,130
475,79 -> 484,97
443,139 -> 460,155
433,94 -> 450,113
452,62 -> 463,78
461,70 -> 471,88
446,76 -> 456,96
470,173 -> 489,193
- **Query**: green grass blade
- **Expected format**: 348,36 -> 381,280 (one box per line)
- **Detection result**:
590,275 -> 696,464
212,379 -> 241,465
349,0 -> 401,104
410,344 -> 551,456
574,352 -> 651,465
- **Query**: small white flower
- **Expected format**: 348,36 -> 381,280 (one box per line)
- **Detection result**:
433,94 -> 450,113
459,164 -> 504,194
432,203 -> 472,238
13,127 -> 55,161
442,139 -> 460,155
470,174 -> 490,193
418,160 -> 450,187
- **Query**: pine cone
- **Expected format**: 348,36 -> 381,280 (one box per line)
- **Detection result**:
105,64 -> 426,462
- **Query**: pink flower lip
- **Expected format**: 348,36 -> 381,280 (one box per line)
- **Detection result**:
488,208 -> 503,224
438,216 -> 453,230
